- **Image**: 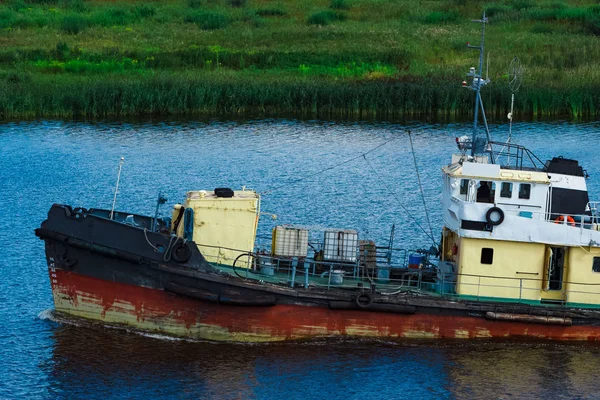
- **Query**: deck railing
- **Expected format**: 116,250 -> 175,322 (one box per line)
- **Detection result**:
454,196 -> 600,232
196,242 -> 600,306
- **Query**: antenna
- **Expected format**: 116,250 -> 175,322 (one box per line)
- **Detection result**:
508,56 -> 523,93
507,57 -> 523,160
486,51 -> 490,81
465,11 -> 494,162
110,157 -> 125,220
496,56 -> 523,165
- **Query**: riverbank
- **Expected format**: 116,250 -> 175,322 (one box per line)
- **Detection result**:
2,0 -> 600,119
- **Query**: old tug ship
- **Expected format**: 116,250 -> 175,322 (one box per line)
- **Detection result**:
36,16 -> 600,341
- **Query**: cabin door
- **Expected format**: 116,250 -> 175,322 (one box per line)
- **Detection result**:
542,246 -> 567,302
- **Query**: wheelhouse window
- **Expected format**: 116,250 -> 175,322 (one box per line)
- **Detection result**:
476,181 -> 493,203
481,248 -> 494,265
459,179 -> 469,195
500,182 -> 513,198
593,257 -> 600,273
518,183 -> 531,199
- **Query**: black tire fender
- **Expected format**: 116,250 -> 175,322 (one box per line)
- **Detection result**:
485,206 -> 504,226
172,241 -> 193,263
355,292 -> 374,309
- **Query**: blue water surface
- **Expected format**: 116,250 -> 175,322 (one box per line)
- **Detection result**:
2,118 -> 600,399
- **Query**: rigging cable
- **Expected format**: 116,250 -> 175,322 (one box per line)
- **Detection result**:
260,134 -> 438,246
362,154 -> 437,246
408,130 -> 436,246
261,138 -> 395,195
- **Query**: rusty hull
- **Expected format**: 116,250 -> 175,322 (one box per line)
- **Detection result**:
49,268 -> 600,342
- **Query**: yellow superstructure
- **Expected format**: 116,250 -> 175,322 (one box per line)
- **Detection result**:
566,247 -> 600,305
173,189 -> 260,267
456,238 -> 545,301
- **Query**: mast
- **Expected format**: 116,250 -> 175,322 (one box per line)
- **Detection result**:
465,11 -> 494,162
110,157 -> 125,220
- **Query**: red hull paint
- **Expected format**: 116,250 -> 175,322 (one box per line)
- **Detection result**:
50,269 -> 600,342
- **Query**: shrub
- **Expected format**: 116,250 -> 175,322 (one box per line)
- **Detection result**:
586,16 -> 600,35
423,11 -> 459,24
60,0 -> 87,12
23,0 -> 58,4
243,11 -> 265,28
8,0 -> 26,11
5,71 -> 32,84
188,0 -> 206,8
134,4 -> 156,19
330,0 -> 350,10
0,10 -> 16,29
256,8 -> 286,17
185,11 -> 230,30
54,41 -> 70,60
484,4 -> 511,18
105,8 -> 129,25
508,0 -> 534,11
548,1 -> 567,9
91,7 -> 140,26
61,14 -> 87,34
307,10 -> 346,25
530,23 -> 553,34
228,0 -> 247,7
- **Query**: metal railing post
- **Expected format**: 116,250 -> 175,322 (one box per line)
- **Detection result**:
477,276 -> 481,301
519,278 -> 523,302
441,272 -> 445,296
304,263 -> 309,289
290,257 -> 297,288
362,249 -> 368,282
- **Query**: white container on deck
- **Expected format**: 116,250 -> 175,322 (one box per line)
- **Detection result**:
323,229 -> 358,263
272,226 -> 309,258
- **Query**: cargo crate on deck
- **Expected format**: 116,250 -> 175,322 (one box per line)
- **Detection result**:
272,226 -> 309,258
323,229 -> 358,263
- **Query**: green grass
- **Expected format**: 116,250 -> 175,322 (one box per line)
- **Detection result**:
1,0 -> 600,119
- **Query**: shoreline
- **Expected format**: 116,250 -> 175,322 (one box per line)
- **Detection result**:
1,71 -> 598,120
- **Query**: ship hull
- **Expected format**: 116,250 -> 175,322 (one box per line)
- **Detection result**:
38,204 -> 600,342
50,267 -> 600,342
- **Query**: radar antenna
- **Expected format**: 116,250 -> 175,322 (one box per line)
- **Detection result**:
462,11 -> 494,162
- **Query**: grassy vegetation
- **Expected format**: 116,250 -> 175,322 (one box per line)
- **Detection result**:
1,0 -> 600,119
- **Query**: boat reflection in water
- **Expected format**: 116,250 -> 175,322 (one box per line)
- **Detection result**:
45,315 -> 600,399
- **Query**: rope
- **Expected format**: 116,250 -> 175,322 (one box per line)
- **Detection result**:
408,131 -> 436,246
143,228 -> 159,252
261,138 -> 396,195
163,235 -> 179,262
362,154 -> 438,245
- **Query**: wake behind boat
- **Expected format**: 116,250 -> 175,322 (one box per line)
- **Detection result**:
35,14 -> 600,342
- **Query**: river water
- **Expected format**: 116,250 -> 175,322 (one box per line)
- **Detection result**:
2,119 -> 600,399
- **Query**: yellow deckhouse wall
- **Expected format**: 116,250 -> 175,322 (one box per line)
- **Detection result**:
457,238 -> 545,301
180,189 -> 260,267
567,247 -> 600,306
